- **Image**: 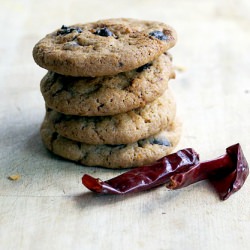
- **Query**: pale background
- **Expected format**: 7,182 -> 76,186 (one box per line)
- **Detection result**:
1,0 -> 250,249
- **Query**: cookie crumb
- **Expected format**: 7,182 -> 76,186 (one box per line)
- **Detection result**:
8,174 -> 21,181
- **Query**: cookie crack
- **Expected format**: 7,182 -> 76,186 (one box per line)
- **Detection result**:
92,120 -> 106,144
96,98 -> 105,111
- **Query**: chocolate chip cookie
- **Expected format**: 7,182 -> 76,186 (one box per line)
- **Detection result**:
45,89 -> 176,145
40,52 -> 174,116
40,118 -> 181,168
33,18 -> 177,76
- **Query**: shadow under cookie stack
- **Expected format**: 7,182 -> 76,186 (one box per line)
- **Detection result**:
33,18 -> 181,169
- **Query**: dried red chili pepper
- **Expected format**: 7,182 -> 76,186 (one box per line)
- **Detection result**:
167,144 -> 249,200
82,143 -> 249,200
82,148 -> 200,194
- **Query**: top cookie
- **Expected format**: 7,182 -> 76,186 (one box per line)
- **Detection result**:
33,18 -> 177,76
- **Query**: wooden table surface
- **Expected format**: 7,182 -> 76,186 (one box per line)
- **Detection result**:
1,0 -> 250,249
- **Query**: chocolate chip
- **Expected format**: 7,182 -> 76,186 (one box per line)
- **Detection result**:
138,137 -> 171,147
57,25 -> 82,35
63,41 -> 79,50
94,27 -> 113,37
149,138 -> 170,146
149,30 -> 168,41
136,63 -> 152,72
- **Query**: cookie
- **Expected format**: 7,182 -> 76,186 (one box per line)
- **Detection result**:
40,52 -> 174,116
45,89 -> 176,145
40,118 -> 181,169
33,18 -> 177,77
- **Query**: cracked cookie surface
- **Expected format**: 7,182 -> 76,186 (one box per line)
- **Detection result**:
40,118 -> 181,168
45,89 -> 176,145
33,18 -> 177,77
40,52 -> 174,116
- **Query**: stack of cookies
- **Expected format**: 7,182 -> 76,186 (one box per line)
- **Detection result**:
33,18 -> 181,168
